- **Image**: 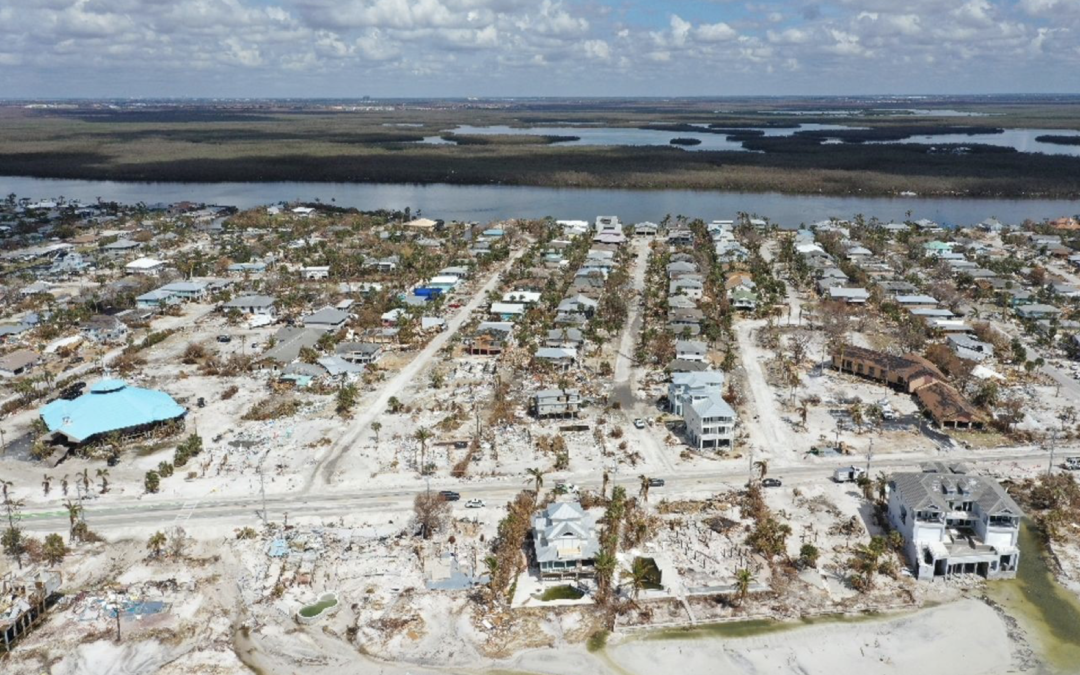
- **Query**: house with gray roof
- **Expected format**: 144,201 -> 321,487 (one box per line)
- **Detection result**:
668,371 -> 724,416
224,294 -> 276,317
335,341 -> 383,364
0,349 -> 40,378
302,306 -> 349,332
530,389 -> 581,418
887,463 -> 1022,581
531,502 -> 600,578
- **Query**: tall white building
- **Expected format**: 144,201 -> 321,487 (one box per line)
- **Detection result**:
887,463 -> 1022,581
684,394 -> 736,450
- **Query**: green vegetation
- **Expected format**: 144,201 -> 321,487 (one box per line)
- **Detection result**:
3,101 -> 1080,197
1036,135 -> 1080,146
539,584 -> 585,601
586,630 -> 609,652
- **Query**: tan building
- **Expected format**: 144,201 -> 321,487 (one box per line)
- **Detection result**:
831,346 -> 943,394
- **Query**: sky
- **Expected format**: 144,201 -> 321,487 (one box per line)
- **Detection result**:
1,0 -> 1079,98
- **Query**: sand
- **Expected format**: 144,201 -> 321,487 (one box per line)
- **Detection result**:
606,599 -> 1013,675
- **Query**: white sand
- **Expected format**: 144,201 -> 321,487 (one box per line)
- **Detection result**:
607,599 -> 1012,675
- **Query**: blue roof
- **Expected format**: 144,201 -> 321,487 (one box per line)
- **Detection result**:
40,379 -> 186,443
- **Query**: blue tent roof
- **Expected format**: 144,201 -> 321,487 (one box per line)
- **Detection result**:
40,379 -> 186,443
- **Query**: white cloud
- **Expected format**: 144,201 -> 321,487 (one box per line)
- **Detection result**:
0,0 -> 1075,96
583,39 -> 610,61
695,21 -> 737,42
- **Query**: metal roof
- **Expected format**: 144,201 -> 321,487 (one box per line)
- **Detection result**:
40,379 -> 186,443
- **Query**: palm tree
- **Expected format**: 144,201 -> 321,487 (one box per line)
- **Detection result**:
594,551 -> 617,597
42,474 -> 51,497
753,460 -> 769,482
80,469 -> 90,495
96,469 -> 110,494
371,421 -> 382,447
628,557 -> 657,602
414,427 -> 433,473
601,470 -> 610,500
874,473 -> 888,504
60,475 -> 69,497
62,499 -> 82,542
849,401 -> 864,432
856,474 -> 874,501
638,475 -> 650,502
146,531 -> 167,558
734,567 -> 755,606
525,467 -> 545,495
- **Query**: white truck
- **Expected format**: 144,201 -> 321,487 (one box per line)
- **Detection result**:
833,466 -> 867,483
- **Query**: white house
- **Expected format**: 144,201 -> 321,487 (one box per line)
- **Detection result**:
675,339 -> 707,363
300,266 -> 330,280
490,302 -> 526,321
828,287 -> 870,304
948,334 -> 994,361
887,463 -> 1022,581
125,257 -> 166,277
532,502 -> 600,578
684,394 -> 736,450
668,371 -> 724,416
224,295 -> 277,317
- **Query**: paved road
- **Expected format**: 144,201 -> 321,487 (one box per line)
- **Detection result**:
611,238 -> 676,472
21,445 -> 1067,534
305,244 -> 530,491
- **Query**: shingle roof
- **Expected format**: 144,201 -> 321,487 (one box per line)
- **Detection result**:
890,469 -> 1022,518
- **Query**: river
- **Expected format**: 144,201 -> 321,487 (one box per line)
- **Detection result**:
2,176 -> 1078,227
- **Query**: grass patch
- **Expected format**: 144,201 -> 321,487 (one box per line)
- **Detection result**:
539,584 -> 584,602
586,630 -> 608,652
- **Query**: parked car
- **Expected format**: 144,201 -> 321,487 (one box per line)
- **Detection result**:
216,334 -> 232,343
647,478 -> 665,488
1064,457 -> 1080,471
438,490 -> 460,502
465,499 -> 485,508
554,482 -> 580,494
633,418 -> 646,429
762,478 -> 783,488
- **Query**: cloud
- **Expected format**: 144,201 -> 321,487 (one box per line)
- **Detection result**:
0,0 -> 1076,97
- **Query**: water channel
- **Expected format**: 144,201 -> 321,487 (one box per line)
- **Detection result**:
2,176 -> 1077,227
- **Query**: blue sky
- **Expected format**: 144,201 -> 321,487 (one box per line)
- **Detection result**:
1,0 -> 1078,98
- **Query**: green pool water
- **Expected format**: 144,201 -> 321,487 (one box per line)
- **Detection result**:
298,594 -> 338,618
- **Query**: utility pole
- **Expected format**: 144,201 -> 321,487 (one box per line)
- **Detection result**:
259,468 -> 267,524
866,438 -> 874,476
1048,430 -> 1058,476
0,425 -> 6,456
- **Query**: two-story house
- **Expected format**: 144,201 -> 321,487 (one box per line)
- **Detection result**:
532,502 -> 600,578
530,389 -> 581,418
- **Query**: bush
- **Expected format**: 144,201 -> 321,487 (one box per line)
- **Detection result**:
174,433 -> 204,467
144,470 -> 161,493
